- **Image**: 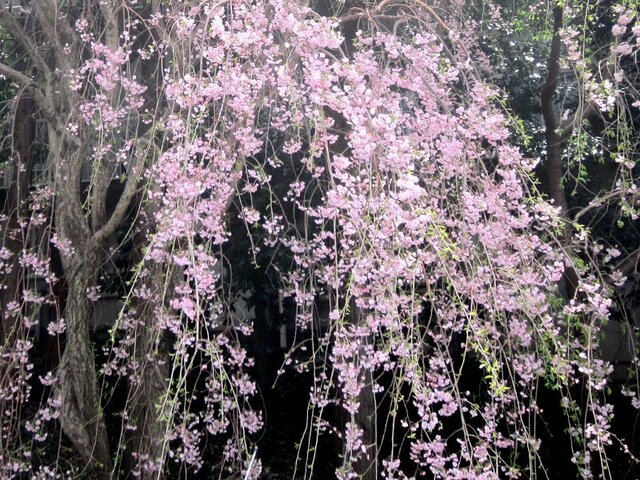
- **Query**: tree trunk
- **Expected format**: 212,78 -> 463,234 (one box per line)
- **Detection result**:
43,121 -> 112,473
540,5 -> 583,301
56,245 -> 112,475
541,5 -> 569,219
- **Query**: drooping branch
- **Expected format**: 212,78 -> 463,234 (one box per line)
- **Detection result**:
556,50 -> 619,142
224,154 -> 246,214
339,0 -> 451,33
574,188 -> 639,223
0,91 -> 36,343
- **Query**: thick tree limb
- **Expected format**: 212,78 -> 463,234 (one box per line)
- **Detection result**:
0,7 -> 50,75
339,12 -> 403,24
539,6 -> 588,301
557,101 -> 598,141
0,60 -> 52,117
93,162 -> 142,245
90,2 -> 124,232
0,60 -> 33,86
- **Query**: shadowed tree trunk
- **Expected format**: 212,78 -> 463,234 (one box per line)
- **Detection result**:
343,300 -> 378,480
354,345 -> 377,480
127,207 -> 171,480
0,91 -> 37,461
0,7 -> 116,470
0,1 -> 146,468
1,93 -> 35,342
130,328 -> 170,480
541,5 -> 569,220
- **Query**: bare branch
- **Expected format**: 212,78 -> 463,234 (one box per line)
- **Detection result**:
339,12 -> 403,24
0,61 -> 55,119
92,128 -> 161,244
574,189 -> 639,222
406,0 -> 451,33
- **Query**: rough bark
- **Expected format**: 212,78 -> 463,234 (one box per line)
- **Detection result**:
0,1 -> 145,474
51,125 -> 112,473
57,251 -> 112,474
